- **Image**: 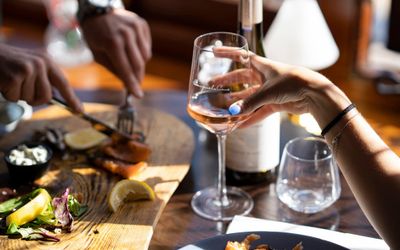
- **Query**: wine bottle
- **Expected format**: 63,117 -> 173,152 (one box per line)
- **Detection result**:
226,0 -> 281,186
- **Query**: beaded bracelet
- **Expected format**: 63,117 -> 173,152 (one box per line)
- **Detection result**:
321,103 -> 356,136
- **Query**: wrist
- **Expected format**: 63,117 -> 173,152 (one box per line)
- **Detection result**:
308,82 -> 352,131
77,0 -> 124,24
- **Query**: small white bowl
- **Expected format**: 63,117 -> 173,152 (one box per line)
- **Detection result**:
0,101 -> 25,136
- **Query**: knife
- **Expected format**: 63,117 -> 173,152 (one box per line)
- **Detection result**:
50,97 -> 133,140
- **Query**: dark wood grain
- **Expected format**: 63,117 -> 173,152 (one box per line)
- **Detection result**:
0,103 -> 194,249
0,87 -> 396,249
46,90 -> 397,249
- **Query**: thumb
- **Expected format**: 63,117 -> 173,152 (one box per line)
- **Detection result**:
228,73 -> 301,116
228,90 -> 267,116
228,79 -> 274,115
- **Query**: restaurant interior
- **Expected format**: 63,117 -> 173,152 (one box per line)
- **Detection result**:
1,0 -> 400,249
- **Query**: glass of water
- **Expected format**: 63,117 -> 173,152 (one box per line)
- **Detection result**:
276,137 -> 341,214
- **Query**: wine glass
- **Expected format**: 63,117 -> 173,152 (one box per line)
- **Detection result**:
187,32 -> 255,221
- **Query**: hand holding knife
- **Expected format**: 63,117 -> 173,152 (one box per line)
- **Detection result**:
50,97 -> 134,141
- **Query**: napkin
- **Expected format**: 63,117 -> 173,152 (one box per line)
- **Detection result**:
227,216 -> 389,250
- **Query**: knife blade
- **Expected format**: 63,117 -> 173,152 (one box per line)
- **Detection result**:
50,97 -> 133,140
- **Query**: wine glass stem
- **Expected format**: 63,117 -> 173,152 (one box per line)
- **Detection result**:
216,133 -> 229,207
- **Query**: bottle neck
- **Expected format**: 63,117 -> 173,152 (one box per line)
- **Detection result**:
238,0 -> 265,56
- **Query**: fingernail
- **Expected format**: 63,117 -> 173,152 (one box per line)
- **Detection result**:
137,89 -> 144,98
132,87 -> 144,98
229,102 -> 242,115
78,104 -> 84,113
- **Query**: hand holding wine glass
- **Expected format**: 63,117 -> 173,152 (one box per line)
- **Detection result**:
209,49 -> 350,129
187,32 -> 257,221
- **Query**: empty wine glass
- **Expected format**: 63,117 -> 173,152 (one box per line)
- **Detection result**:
187,32 -> 255,221
276,137 -> 341,214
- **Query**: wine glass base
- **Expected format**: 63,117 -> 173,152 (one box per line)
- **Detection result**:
191,186 -> 254,221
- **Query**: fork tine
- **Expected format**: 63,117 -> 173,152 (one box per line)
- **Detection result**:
116,92 -> 136,135
125,118 -> 131,134
117,116 -> 121,131
128,113 -> 134,134
122,117 -> 128,133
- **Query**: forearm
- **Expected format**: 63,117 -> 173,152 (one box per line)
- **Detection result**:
327,115 -> 400,248
310,85 -> 400,248
243,60 -> 400,246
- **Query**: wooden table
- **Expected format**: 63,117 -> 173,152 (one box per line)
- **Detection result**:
67,88 -> 399,249
1,79 -> 399,249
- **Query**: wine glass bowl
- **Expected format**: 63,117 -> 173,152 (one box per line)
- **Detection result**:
188,33 -> 253,135
187,32 -> 254,221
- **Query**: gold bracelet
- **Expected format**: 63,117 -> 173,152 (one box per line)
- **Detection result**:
331,112 -> 360,158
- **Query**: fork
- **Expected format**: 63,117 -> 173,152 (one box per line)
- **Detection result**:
116,92 -> 136,135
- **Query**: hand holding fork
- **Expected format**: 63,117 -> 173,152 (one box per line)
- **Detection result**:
117,92 -> 136,135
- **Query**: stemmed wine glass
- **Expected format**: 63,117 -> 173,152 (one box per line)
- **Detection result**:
187,32 -> 255,221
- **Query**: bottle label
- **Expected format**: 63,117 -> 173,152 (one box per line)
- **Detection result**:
226,112 -> 280,173
253,0 -> 263,24
241,0 -> 263,28
241,0 -> 252,29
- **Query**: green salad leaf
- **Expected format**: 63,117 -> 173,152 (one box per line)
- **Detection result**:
68,195 -> 88,218
17,227 -> 60,241
24,202 -> 56,228
0,188 -> 87,242
0,191 -> 38,215
6,222 -> 19,235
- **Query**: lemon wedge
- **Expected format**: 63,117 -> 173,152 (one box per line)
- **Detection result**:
65,127 -> 107,150
6,188 -> 51,226
108,179 -> 155,212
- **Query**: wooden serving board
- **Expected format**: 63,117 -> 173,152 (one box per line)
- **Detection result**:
0,103 -> 194,250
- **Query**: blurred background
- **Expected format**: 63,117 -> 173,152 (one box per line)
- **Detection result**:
1,0 -> 400,136
2,0 -> 400,88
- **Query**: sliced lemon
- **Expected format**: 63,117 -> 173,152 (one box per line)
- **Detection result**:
6,188 -> 51,226
108,179 -> 155,212
65,127 -> 107,150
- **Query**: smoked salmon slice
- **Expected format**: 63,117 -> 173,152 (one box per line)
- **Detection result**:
94,158 -> 147,179
102,139 -> 151,163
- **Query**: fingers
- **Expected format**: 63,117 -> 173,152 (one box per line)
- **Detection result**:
239,105 -> 276,127
229,84 -> 260,101
2,79 -> 22,102
81,10 -> 150,99
115,9 -> 152,61
121,27 -> 145,91
93,52 -> 144,99
20,63 -> 36,104
250,55 -> 284,79
32,62 -> 52,106
141,19 -> 152,58
228,74 -> 308,116
47,62 -> 83,113
0,46 -> 80,109
128,15 -> 152,61
209,68 -> 262,88
109,36 -> 144,98
212,46 -> 250,64
123,14 -> 152,97
213,47 -> 288,79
